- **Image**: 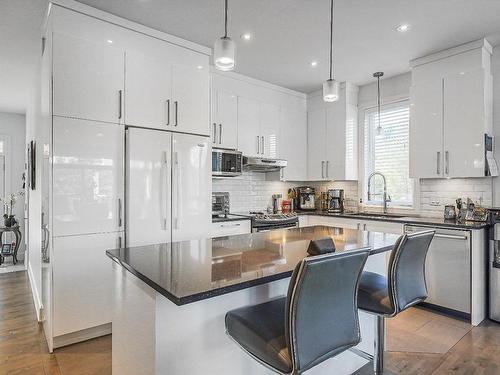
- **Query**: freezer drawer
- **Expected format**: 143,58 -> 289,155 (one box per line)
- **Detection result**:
405,225 -> 470,314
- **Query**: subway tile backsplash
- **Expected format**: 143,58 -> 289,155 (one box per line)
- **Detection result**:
213,173 -> 493,217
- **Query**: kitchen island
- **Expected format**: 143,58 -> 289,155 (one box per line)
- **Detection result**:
107,226 -> 399,375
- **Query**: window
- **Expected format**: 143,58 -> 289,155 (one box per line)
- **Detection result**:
364,100 -> 413,207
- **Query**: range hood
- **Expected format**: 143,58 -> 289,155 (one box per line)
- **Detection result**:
242,156 -> 287,172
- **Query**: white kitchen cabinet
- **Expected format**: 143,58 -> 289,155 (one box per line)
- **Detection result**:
53,231 -> 122,337
211,89 -> 238,149
237,97 -> 281,158
211,220 -> 251,237
171,63 -> 210,136
125,46 -> 209,136
53,33 -> 125,124
409,39 -> 492,179
298,215 -> 310,227
260,103 -> 280,158
280,107 -> 307,181
237,97 -> 261,157
307,84 -> 358,181
125,49 -> 172,130
443,69 -> 486,177
52,117 -> 124,237
307,109 -> 327,180
409,80 -> 443,178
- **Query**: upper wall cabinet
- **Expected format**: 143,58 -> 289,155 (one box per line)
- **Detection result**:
125,43 -> 209,136
53,33 -> 125,124
237,98 -> 280,158
409,39 -> 493,179
211,89 -> 238,149
280,107 -> 307,181
307,84 -> 359,181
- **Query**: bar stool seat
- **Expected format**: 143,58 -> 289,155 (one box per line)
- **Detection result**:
226,249 -> 370,375
356,230 -> 435,374
357,272 -> 394,316
226,297 -> 291,373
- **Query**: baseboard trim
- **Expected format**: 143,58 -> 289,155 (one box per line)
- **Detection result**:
53,323 -> 112,349
27,263 -> 42,322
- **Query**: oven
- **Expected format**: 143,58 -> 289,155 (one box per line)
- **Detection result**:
212,148 -> 242,177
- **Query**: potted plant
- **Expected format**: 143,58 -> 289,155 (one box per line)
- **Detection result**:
1,191 -> 24,227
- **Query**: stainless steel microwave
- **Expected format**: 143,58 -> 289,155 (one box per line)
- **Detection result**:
212,148 -> 242,177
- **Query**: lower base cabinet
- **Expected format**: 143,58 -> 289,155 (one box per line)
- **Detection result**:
211,220 -> 251,237
53,231 -> 123,337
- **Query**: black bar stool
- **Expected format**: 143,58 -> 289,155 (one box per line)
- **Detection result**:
225,248 -> 370,375
357,230 -> 435,374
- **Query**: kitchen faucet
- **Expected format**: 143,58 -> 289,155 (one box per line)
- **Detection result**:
367,172 -> 391,214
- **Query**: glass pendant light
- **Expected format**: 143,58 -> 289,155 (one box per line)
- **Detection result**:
323,0 -> 339,102
214,0 -> 235,71
373,71 -> 384,136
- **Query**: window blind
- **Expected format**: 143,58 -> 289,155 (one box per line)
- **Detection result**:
364,100 -> 413,207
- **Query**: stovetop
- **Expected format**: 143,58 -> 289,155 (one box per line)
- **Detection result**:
249,211 -> 298,223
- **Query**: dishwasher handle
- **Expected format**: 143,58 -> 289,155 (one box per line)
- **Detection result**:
405,226 -> 468,241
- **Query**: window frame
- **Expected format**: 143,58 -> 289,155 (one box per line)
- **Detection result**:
360,98 -> 418,211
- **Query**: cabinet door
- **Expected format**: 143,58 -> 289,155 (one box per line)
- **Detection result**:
172,134 -> 211,242
171,64 -> 210,136
52,117 -> 124,237
125,50 -> 172,129
326,104 -> 347,180
237,97 -> 261,157
280,107 -> 307,181
53,33 -> 124,124
444,69 -> 485,178
409,80 -> 443,178
307,109 -> 326,180
260,103 -> 280,158
213,90 -> 238,149
53,232 -> 122,336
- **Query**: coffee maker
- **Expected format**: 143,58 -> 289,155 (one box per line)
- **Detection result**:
297,187 -> 316,211
327,189 -> 344,213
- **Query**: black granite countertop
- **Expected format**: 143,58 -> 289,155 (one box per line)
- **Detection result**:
297,211 -> 490,230
107,226 -> 399,306
212,214 -> 252,223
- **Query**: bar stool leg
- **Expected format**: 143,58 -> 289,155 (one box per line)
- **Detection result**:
373,315 -> 385,375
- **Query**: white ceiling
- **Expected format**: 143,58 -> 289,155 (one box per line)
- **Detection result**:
2,0 -> 500,113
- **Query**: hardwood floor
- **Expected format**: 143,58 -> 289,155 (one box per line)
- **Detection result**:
2,270 -> 500,374
0,271 -> 110,375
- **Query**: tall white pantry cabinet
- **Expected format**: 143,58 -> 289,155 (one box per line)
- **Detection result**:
40,3 -> 211,351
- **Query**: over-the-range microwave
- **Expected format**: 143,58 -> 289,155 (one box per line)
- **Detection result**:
212,148 -> 242,177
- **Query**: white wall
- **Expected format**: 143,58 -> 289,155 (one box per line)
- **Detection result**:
0,112 -> 26,257
26,57 -> 43,320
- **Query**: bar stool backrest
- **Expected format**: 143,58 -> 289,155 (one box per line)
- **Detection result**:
388,230 -> 435,315
285,249 -> 370,374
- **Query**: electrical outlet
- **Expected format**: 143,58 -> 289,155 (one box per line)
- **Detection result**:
430,201 -> 440,206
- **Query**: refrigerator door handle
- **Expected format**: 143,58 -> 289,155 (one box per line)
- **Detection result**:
173,151 -> 180,229
118,198 -> 122,228
161,151 -> 169,230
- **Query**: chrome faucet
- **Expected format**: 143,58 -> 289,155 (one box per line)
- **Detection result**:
367,172 -> 391,214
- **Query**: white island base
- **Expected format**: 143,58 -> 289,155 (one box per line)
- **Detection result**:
111,257 -> 385,375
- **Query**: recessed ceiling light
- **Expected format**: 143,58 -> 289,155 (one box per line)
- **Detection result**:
107,39 -> 114,44
241,33 -> 252,41
310,61 -> 318,67
395,24 -> 410,32
197,65 -> 203,70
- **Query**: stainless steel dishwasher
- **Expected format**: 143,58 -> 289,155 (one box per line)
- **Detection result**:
404,225 -> 471,316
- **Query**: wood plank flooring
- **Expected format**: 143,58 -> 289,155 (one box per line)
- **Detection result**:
2,270 -> 500,374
